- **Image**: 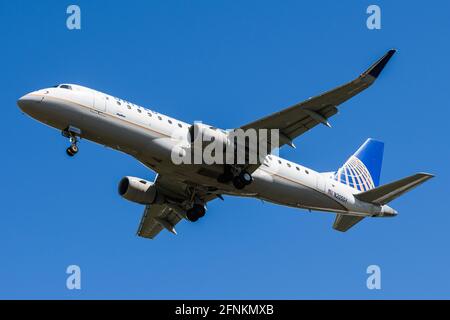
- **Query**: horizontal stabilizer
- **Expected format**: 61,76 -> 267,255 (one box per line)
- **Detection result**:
354,173 -> 434,205
333,214 -> 365,232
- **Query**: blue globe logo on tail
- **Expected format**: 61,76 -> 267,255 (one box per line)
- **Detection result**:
334,139 -> 384,192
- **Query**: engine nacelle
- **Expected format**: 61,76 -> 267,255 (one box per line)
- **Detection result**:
189,123 -> 229,147
118,176 -> 164,205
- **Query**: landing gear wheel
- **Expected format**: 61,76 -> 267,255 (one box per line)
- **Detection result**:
232,171 -> 252,189
70,144 -> 78,154
232,176 -> 246,190
239,171 -> 253,185
66,145 -> 78,157
186,210 -> 200,222
196,204 -> 206,218
186,204 -> 206,222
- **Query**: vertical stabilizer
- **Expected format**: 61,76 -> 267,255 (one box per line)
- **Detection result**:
334,138 -> 384,191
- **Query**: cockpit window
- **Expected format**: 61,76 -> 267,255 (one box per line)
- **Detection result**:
59,84 -> 72,90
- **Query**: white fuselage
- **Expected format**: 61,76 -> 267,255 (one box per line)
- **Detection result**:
17,84 -> 396,218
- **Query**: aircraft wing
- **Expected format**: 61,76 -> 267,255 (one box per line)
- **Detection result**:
136,174 -> 218,239
240,50 -> 396,152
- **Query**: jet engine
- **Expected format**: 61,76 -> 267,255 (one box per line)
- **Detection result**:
189,123 -> 229,147
118,176 -> 164,205
188,123 -> 232,164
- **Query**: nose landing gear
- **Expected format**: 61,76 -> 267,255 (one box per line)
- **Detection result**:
66,138 -> 79,157
62,126 -> 81,157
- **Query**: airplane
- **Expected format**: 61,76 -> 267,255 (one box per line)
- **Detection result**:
17,49 -> 433,238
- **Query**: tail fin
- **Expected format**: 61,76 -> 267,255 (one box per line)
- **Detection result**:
354,173 -> 434,205
334,138 -> 384,191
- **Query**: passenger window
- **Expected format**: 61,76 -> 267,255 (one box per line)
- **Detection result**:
127,105 -> 131,110
137,109 -> 142,113
305,170 -> 309,174
278,160 -> 282,164
117,101 -> 121,106
178,123 -> 182,128
287,163 -> 291,168
296,166 -> 300,171
158,116 -> 162,120
168,120 -> 172,124
148,113 -> 152,117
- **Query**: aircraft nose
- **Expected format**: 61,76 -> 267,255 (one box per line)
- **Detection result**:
17,93 -> 43,114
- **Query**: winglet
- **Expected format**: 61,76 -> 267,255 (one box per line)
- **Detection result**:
363,49 -> 396,78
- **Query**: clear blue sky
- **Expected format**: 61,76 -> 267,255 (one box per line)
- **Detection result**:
1,0 -> 448,299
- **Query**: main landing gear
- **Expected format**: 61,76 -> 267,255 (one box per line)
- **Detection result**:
62,126 -> 81,157
232,171 -> 252,190
217,165 -> 253,190
186,204 -> 206,222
